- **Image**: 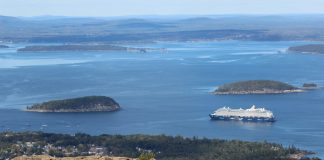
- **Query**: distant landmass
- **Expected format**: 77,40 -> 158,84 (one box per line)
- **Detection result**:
0,45 -> 9,48
26,96 -> 120,112
18,44 -> 166,53
288,44 -> 324,54
215,80 -> 302,94
2,15 -> 324,43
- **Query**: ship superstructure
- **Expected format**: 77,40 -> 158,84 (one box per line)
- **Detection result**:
209,105 -> 275,122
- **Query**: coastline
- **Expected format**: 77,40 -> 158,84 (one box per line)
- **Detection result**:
17,44 -> 167,53
13,155 -> 135,160
214,89 -> 304,95
25,107 -> 120,113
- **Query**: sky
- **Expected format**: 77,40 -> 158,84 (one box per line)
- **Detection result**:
1,0 -> 324,17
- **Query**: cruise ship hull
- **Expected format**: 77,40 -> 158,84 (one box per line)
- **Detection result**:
209,114 -> 276,122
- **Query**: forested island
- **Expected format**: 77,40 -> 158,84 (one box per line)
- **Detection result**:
215,80 -> 302,94
18,44 -> 166,53
0,45 -> 9,48
0,132 -> 318,160
288,44 -> 324,54
26,96 -> 120,112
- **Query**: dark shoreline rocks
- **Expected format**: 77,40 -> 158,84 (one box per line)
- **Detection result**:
214,80 -> 303,95
26,96 -> 120,112
303,83 -> 318,90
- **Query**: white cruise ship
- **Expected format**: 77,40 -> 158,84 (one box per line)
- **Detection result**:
209,105 -> 276,122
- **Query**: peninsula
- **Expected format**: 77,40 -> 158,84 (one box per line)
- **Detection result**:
214,80 -> 302,94
26,96 -> 120,112
288,44 -> 324,54
17,44 -> 166,53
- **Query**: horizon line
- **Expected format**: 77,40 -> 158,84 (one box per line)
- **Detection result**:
2,13 -> 324,19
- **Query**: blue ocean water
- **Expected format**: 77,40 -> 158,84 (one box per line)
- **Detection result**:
0,41 -> 324,157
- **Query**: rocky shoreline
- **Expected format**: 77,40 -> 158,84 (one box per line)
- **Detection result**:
25,104 -> 120,113
214,89 -> 304,95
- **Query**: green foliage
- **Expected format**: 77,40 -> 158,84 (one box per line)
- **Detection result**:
0,132 -> 317,160
27,96 -> 119,111
49,149 -> 64,157
216,80 -> 297,93
138,152 -> 155,160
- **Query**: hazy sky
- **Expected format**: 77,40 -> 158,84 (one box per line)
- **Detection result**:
1,0 -> 324,17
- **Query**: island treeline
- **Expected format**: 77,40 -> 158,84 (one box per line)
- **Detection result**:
27,96 -> 120,112
0,132 -> 318,160
215,80 -> 301,94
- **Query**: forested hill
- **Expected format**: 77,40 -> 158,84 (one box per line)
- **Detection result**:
0,132 -> 316,160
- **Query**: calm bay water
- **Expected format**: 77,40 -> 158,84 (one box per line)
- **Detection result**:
0,41 -> 324,157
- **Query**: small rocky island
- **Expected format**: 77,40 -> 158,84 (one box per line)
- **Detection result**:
26,96 -> 120,112
288,44 -> 324,54
17,44 -> 166,53
303,83 -> 318,89
0,45 -> 9,48
214,80 -> 303,94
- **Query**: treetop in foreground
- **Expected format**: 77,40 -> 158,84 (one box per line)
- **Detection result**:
0,132 -> 316,160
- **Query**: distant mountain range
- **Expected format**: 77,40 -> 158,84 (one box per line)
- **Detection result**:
1,15 -> 324,43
